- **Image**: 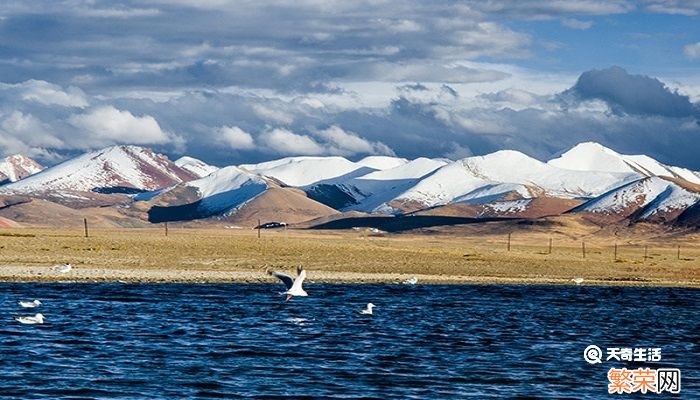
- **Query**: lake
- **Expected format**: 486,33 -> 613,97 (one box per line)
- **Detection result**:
1,283 -> 697,398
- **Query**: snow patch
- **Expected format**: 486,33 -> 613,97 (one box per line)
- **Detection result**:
174,156 -> 219,178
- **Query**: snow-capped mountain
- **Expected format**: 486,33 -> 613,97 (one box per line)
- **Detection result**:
306,157 -> 448,211
145,166 -> 337,224
573,176 -> 700,222
146,166 -> 268,221
239,155 -> 408,187
3,141 -> 700,228
548,142 -> 700,184
3,145 -> 197,194
0,154 -> 44,183
376,150 -> 638,213
355,155 -> 408,170
174,156 -> 219,178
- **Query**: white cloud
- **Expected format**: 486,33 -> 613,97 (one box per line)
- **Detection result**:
561,18 -> 593,30
439,22 -> 531,59
69,106 -> 173,146
472,0 -> 633,18
3,80 -> 89,108
317,125 -> 395,156
364,62 -> 510,83
216,126 -> 255,149
479,88 -> 543,109
76,7 -> 161,18
1,111 -> 64,148
379,18 -> 423,33
0,111 -> 64,159
260,128 -> 325,155
251,104 -> 295,124
644,0 -> 700,15
683,42 -> 700,59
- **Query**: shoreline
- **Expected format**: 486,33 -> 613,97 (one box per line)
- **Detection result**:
1,228 -> 698,289
1,265 -> 698,288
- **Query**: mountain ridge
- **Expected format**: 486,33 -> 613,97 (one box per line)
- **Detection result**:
2,142 -> 699,229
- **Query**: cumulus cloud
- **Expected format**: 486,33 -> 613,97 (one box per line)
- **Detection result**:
216,126 -> 255,149
251,104 -> 295,125
563,66 -> 700,119
260,128 -> 325,155
0,112 -> 64,159
684,42 -> 700,59
1,111 -> 64,148
255,126 -> 395,157
68,106 -> 175,147
316,126 -> 395,156
0,80 -> 88,108
0,2 -> 699,170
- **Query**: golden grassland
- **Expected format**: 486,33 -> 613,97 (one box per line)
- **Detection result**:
0,224 -> 698,287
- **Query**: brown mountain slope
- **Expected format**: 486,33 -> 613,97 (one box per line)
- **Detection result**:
220,186 -> 339,227
0,196 -> 145,228
413,197 -> 582,219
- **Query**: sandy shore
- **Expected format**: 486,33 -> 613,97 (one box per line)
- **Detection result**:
1,227 -> 699,287
2,264 -> 699,287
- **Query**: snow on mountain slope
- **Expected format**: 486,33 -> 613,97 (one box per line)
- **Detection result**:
184,166 -> 268,213
548,142 -> 700,184
174,156 -> 219,178
357,158 -> 447,182
239,156 -> 369,187
339,158 -> 449,212
452,182 -> 535,205
0,155 -> 44,183
355,156 -> 408,170
385,161 -> 494,211
460,150 -> 637,198
575,176 -> 700,221
3,145 -> 197,193
384,150 -> 637,213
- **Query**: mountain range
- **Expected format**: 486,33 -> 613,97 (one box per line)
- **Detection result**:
1,142 -> 699,231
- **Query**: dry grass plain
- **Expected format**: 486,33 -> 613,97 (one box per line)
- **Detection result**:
0,222 -> 699,287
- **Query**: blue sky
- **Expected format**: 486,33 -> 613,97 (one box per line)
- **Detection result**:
0,0 -> 699,168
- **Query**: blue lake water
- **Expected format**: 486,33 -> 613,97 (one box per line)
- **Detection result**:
0,283 -> 697,399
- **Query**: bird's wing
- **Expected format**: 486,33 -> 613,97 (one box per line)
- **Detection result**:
269,271 -> 294,289
291,268 -> 306,292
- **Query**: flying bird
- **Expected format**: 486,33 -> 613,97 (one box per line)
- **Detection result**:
18,300 -> 42,308
269,265 -> 308,301
358,303 -> 376,315
16,313 -> 45,324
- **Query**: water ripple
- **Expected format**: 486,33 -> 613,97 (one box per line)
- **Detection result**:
0,283 -> 698,398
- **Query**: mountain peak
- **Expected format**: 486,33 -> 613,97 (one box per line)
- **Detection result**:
549,142 -> 700,184
175,156 -> 219,178
0,154 -> 44,183
3,145 -> 196,194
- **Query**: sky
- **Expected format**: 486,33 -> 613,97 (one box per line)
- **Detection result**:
1,0 -> 699,168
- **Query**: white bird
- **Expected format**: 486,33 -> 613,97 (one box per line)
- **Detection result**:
18,300 -> 42,308
269,266 -> 308,301
402,276 -> 418,285
358,303 -> 376,315
572,277 -> 584,285
15,313 -> 45,324
52,263 -> 72,273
